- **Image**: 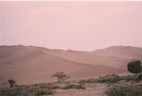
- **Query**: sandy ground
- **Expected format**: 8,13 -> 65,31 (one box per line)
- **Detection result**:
53,83 -> 107,96
0,45 -> 128,85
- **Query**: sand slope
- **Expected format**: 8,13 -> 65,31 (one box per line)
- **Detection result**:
0,45 -> 142,84
93,46 -> 142,60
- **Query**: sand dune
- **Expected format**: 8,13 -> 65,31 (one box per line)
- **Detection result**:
93,46 -> 142,60
0,45 -> 142,84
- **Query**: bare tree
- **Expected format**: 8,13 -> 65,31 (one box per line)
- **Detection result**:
52,72 -> 70,82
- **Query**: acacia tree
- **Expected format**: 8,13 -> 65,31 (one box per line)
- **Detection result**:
52,72 -> 70,82
127,60 -> 142,75
8,79 -> 16,87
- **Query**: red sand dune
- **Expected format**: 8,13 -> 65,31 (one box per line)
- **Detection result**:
93,46 -> 142,60
0,45 -> 142,85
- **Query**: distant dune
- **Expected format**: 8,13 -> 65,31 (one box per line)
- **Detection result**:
93,46 -> 142,60
0,45 -> 142,85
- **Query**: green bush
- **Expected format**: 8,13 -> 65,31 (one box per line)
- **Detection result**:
127,60 -> 142,75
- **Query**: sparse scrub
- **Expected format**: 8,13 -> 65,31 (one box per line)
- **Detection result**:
0,87 -> 30,96
34,89 -> 54,96
105,85 -> 124,96
39,83 -> 59,89
0,83 -> 56,96
79,78 -> 96,84
78,75 -> 136,84
120,75 -> 136,81
1,73 -> 142,96
95,74 -> 121,83
134,74 -> 142,82
63,83 -> 85,90
105,85 -> 142,96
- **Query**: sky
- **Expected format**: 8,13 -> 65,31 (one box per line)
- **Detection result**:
0,1 -> 142,51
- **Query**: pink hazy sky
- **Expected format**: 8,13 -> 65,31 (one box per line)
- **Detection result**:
0,1 -> 142,51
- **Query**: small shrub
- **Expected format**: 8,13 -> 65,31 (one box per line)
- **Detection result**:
78,80 -> 87,84
120,74 -> 142,82
8,79 -> 16,88
0,87 -> 30,96
134,74 -> 142,82
120,75 -> 136,81
0,83 -> 55,96
39,83 -> 59,90
78,78 -> 96,84
105,86 -> 125,96
34,89 -> 54,96
95,74 -> 120,83
63,83 -> 85,90
105,85 -> 142,96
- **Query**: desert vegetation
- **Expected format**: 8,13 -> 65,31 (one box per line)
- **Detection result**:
52,72 -> 70,82
105,60 -> 142,96
1,60 -> 142,96
127,60 -> 142,75
0,83 -> 58,96
8,79 -> 16,88
105,84 -> 142,96
1,73 -> 142,96
63,82 -> 85,90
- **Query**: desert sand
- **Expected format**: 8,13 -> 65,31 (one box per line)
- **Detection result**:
0,45 -> 142,85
